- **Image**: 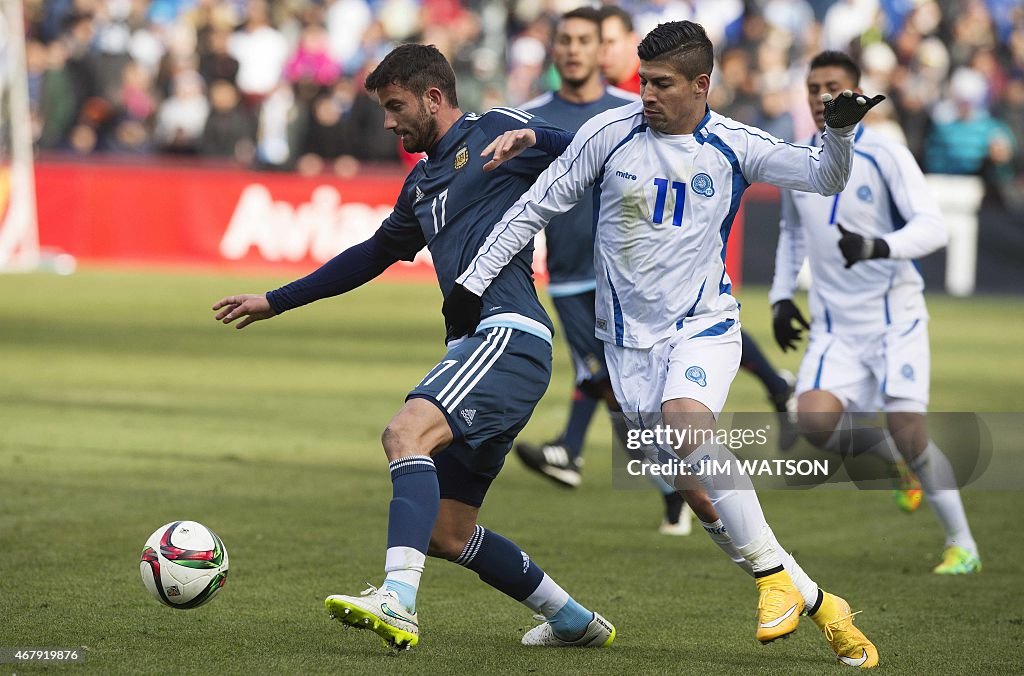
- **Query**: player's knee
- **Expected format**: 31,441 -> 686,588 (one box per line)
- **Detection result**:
381,422 -> 421,461
886,412 -> 928,457
796,394 -> 843,449
797,415 -> 834,449
427,529 -> 470,561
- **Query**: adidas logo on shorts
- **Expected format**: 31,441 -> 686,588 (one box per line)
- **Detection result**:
460,409 -> 477,426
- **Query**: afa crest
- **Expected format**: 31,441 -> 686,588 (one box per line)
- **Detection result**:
454,145 -> 469,170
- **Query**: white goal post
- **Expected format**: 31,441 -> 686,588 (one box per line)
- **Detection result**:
0,0 -> 41,272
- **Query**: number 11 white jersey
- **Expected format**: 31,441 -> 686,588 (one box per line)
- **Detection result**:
459,100 -> 855,348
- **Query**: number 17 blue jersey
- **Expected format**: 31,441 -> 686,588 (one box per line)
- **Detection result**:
376,108 -> 569,344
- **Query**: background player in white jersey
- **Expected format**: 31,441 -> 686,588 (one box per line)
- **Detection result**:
769,50 -> 981,575
446,21 -> 884,668
510,7 -> 693,535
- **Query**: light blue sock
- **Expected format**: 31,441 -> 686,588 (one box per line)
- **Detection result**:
548,597 -> 593,640
382,579 -> 419,613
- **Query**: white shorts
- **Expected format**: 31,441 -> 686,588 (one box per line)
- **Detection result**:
796,319 -> 930,413
605,313 -> 742,422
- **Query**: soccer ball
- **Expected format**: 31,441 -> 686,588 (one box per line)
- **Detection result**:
140,521 -> 229,609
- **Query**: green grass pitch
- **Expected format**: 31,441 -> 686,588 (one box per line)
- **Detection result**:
1,270 -> 1022,674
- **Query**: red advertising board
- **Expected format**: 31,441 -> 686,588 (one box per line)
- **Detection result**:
35,159 -> 746,285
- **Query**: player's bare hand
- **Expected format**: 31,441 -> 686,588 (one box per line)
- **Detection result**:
212,294 -> 276,329
481,129 -> 537,171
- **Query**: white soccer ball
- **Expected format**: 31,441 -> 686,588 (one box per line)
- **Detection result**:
139,521 -> 229,609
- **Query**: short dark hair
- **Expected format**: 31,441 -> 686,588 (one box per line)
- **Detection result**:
365,43 -> 459,107
808,50 -> 861,87
598,5 -> 634,33
637,21 -> 713,80
561,6 -> 602,37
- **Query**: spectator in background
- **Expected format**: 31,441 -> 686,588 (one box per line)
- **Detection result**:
326,0 -> 373,73
61,12 -> 100,126
997,77 -> 1024,176
925,67 -> 1014,176
154,69 -> 210,153
35,40 -> 76,149
254,81 -> 303,169
709,48 -> 759,125
295,75 -> 398,175
200,79 -> 256,161
112,59 -> 157,152
285,23 -> 340,87
598,6 -> 640,94
755,72 -> 795,141
228,0 -> 289,104
199,25 -> 240,86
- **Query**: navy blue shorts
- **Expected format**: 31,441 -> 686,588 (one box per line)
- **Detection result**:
408,326 -> 552,506
551,291 -> 608,387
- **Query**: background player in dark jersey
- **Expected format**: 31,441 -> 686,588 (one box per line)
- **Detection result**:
212,44 -> 614,651
511,7 -> 693,535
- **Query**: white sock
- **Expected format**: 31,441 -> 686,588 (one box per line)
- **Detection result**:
700,520 -> 820,609
523,573 -> 570,618
384,546 -> 425,589
911,441 -> 978,556
769,530 -> 820,608
686,444 -> 781,572
700,519 -> 754,575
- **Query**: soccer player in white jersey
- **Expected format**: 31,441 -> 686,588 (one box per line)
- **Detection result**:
769,51 -> 981,576
445,21 -> 883,668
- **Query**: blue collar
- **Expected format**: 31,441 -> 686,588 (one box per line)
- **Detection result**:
694,104 -> 712,135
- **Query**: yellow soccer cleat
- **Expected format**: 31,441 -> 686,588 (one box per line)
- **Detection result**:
810,592 -> 879,669
892,461 -> 923,513
932,546 -> 982,575
755,570 -> 804,643
326,585 -> 419,650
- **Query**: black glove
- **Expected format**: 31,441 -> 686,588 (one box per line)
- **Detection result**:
836,223 -> 890,268
442,283 -> 482,338
772,299 -> 810,353
823,90 -> 886,129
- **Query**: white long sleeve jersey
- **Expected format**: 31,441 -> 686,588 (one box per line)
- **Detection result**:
768,126 -> 947,334
458,101 -> 855,348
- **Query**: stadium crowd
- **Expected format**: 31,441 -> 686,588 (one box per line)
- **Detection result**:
22,0 -> 1023,203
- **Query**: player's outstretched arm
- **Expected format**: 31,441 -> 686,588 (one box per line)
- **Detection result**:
213,294 -> 276,330
739,90 -> 883,196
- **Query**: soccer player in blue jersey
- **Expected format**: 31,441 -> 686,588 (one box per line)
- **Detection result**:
446,21 -> 883,668
212,44 -> 614,651
508,7 -> 694,534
